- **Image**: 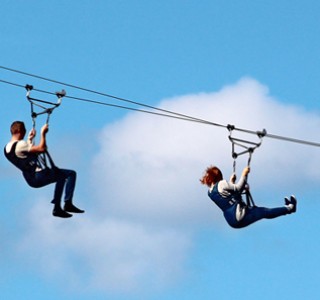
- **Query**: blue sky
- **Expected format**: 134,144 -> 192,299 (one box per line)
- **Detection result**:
1,1 -> 320,300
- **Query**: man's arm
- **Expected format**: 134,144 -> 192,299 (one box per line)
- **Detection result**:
29,124 -> 49,154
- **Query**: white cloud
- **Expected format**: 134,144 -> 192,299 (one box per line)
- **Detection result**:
92,77 -> 320,221
16,77 -> 320,294
17,200 -> 191,293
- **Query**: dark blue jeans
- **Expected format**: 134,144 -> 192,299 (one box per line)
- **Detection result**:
23,168 -> 76,205
224,204 -> 289,229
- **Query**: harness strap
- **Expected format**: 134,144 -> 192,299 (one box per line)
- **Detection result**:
244,185 -> 256,207
43,149 -> 56,168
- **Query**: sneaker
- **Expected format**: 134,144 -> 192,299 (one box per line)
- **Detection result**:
284,197 -> 290,206
289,195 -> 297,213
52,206 -> 73,218
64,201 -> 85,213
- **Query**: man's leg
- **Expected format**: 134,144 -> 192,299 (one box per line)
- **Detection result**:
59,169 -> 84,214
26,168 -> 72,218
49,169 -> 73,218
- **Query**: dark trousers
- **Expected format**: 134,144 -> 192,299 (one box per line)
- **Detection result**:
224,204 -> 289,229
23,168 -> 76,205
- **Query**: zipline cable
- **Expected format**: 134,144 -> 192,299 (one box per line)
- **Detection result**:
0,66 -> 218,126
0,79 -> 217,125
1,68 -> 320,148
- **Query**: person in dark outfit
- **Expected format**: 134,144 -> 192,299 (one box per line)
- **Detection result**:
4,121 -> 84,218
200,165 -> 297,228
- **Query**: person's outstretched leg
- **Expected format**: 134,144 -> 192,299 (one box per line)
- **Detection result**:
285,195 -> 297,213
238,196 -> 297,228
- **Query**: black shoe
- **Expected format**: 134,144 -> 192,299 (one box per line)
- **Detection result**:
284,197 -> 290,206
64,201 -> 85,213
52,206 -> 73,218
290,195 -> 297,213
